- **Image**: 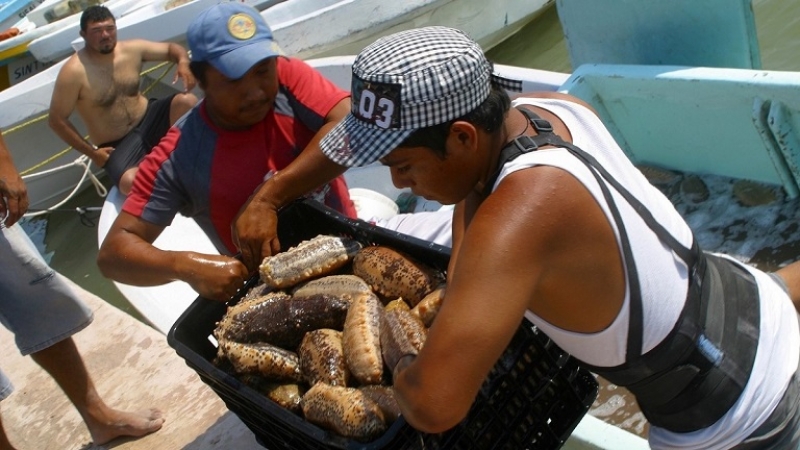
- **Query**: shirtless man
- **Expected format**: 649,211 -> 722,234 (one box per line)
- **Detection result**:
49,5 -> 197,195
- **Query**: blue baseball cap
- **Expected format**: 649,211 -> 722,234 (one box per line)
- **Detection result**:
187,2 -> 283,79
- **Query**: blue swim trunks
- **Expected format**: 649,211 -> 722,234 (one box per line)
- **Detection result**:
101,95 -> 176,186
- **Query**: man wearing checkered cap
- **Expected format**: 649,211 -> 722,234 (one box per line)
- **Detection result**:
322,26 -> 800,449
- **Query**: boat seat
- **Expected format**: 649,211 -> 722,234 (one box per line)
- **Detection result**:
555,0 -> 761,70
559,64 -> 800,197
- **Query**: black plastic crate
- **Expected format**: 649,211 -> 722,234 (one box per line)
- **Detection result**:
168,199 -> 599,450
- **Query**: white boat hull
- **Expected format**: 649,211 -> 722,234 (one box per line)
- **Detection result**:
265,0 -> 553,59
0,0 -> 45,31
0,0 -> 152,87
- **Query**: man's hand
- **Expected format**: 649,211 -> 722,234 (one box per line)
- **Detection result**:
89,145 -> 113,168
0,162 -> 28,227
230,97 -> 352,272
232,198 -> 282,274
173,62 -> 197,93
183,253 -> 250,302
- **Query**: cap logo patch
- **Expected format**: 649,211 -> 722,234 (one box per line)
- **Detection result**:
228,13 -> 257,40
352,75 -> 401,129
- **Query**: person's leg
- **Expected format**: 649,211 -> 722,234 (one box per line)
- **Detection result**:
117,167 -> 139,195
106,94 -> 186,195
29,337 -> 164,445
0,225 -> 163,444
103,135 -> 146,195
169,92 -> 197,124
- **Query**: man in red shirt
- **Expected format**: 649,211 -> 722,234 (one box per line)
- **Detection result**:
99,3 -> 452,302
98,3 -> 355,301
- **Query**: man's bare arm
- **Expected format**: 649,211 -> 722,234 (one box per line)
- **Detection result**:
138,40 -> 196,92
98,211 -> 249,301
167,42 -> 196,92
48,58 -> 107,165
774,262 -> 800,314
232,97 -> 351,271
0,132 -> 28,226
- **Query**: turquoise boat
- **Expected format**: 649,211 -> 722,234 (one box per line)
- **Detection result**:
0,0 -> 44,30
557,0 -> 800,201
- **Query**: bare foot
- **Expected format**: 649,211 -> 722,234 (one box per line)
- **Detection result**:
86,408 -> 165,445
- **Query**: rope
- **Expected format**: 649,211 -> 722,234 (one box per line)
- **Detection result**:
20,145 -> 74,176
22,155 -> 108,219
141,61 -> 175,95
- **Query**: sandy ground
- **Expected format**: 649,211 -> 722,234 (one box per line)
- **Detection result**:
0,275 -> 263,450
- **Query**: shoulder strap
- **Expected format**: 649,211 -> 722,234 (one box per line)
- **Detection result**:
482,113 -> 561,197
490,106 -> 697,359
512,107 -> 696,265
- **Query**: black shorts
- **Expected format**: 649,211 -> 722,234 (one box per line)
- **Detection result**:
101,94 -> 175,185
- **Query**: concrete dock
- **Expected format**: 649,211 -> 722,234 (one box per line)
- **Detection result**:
0,275 -> 263,449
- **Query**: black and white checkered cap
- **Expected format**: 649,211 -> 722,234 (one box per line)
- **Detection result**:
321,26 -> 520,167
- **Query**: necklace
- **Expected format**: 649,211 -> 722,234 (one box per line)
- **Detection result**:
516,115 -> 531,138
477,112 -> 532,196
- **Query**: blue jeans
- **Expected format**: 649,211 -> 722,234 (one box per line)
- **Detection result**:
0,223 -> 93,400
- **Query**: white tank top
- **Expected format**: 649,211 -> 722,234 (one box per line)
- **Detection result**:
498,98 -> 799,450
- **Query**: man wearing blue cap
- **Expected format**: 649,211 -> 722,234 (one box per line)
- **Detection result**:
100,2 -> 452,301
98,2 -> 355,300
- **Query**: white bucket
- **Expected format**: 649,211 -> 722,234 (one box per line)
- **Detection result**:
349,188 -> 399,221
